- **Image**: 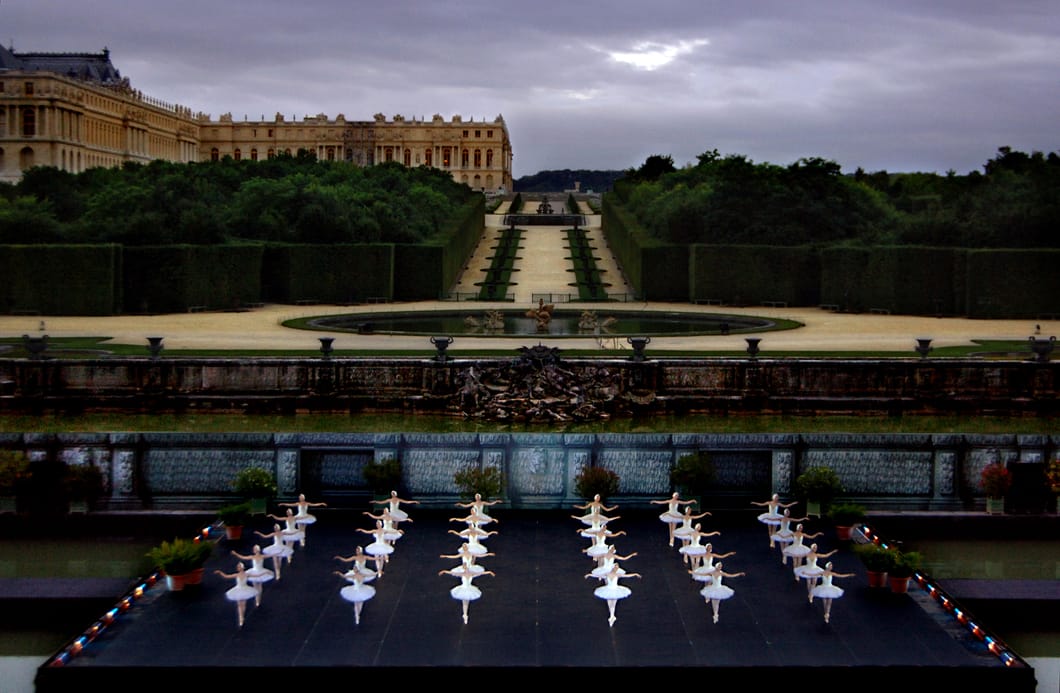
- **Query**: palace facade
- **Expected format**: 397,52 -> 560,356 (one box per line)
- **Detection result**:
0,46 -> 513,190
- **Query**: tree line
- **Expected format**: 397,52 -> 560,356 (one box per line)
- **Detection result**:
615,147 -> 1059,248
0,153 -> 476,245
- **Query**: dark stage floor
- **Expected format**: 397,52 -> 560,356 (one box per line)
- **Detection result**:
35,508 -> 1035,690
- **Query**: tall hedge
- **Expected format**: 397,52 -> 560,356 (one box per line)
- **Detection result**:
820,247 -> 966,315
964,249 -> 1060,318
602,195 -> 685,300
262,244 -> 394,304
123,245 -> 263,313
0,244 -> 121,315
691,245 -> 820,306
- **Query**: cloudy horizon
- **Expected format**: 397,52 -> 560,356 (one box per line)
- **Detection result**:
6,1 -> 1059,178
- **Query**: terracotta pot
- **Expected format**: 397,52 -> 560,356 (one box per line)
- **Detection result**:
835,525 -> 853,541
866,570 -> 888,588
165,573 -> 185,592
889,575 -> 911,593
225,525 -> 244,541
182,567 -> 205,586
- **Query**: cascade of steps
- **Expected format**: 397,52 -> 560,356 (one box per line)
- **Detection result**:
451,202 -> 632,304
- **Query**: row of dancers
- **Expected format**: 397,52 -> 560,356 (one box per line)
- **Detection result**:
576,494 -> 640,627
214,494 -> 326,627
654,492 -> 744,623
440,493 -> 502,624
753,493 -> 854,623
333,491 -> 419,624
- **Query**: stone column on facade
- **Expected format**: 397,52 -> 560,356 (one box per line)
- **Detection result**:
772,449 -> 794,495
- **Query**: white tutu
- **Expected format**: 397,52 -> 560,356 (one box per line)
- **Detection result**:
340,584 -> 376,603
451,584 -> 482,601
594,584 -> 632,600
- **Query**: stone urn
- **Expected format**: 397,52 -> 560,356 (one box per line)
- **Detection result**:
915,337 -> 932,358
745,338 -> 761,359
627,336 -> 650,362
1029,335 -> 1055,363
146,336 -> 164,359
430,335 -> 454,362
22,334 -> 48,359
318,337 -> 335,359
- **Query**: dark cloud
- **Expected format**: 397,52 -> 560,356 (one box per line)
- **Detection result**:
5,0 -> 1058,176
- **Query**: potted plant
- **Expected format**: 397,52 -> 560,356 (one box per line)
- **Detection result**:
147,537 -> 214,592
1047,457 -> 1060,514
217,501 -> 252,540
854,542 -> 895,588
62,462 -> 104,514
669,451 -> 715,506
233,467 -> 277,516
0,450 -> 31,514
888,549 -> 922,594
574,466 -> 621,502
453,465 -> 504,500
979,460 -> 1011,514
794,465 -> 843,518
363,456 -> 403,499
827,502 -> 866,541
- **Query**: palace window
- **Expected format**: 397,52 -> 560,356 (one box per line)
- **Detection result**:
486,149 -> 494,168
267,148 -> 275,159
21,108 -> 35,137
268,128 -> 274,137
234,149 -> 241,161
461,149 -> 469,168
404,148 -> 411,166
475,130 -> 481,138
424,148 -> 432,167
473,149 -> 481,168
384,146 -> 394,162
251,149 -> 258,161
462,130 -> 468,138
24,82 -> 33,96
442,147 -> 451,167
487,130 -> 493,138
326,146 -> 335,161
210,147 -> 219,161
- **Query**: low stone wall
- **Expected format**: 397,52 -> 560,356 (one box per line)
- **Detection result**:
1,431 -> 1053,513
0,356 -> 1057,416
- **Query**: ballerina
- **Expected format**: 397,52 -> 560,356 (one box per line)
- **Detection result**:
781,523 -> 823,567
586,562 -> 641,627
230,545 -> 275,606
440,544 -> 495,577
255,523 -> 294,579
794,543 -> 838,599
371,490 -> 419,523
582,527 -> 627,559
334,546 -> 378,584
278,493 -> 326,528
447,525 -> 497,557
357,521 -> 396,576
690,543 -> 736,584
590,545 -> 637,579
770,509 -> 809,550
335,568 -> 376,625
455,493 -> 503,522
677,523 -> 721,570
752,494 -> 798,546
700,561 -> 746,624
574,509 -> 619,539
450,509 -> 497,528
673,507 -> 713,549
651,492 -> 697,547
439,566 -> 496,624
214,562 -> 259,628
572,494 -> 618,525
364,507 -> 407,542
267,508 -> 307,549
811,562 -> 855,623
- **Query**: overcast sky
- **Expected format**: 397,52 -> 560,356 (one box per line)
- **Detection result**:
6,1 -> 1059,178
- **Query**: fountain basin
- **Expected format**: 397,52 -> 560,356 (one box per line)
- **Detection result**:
300,309 -> 791,337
